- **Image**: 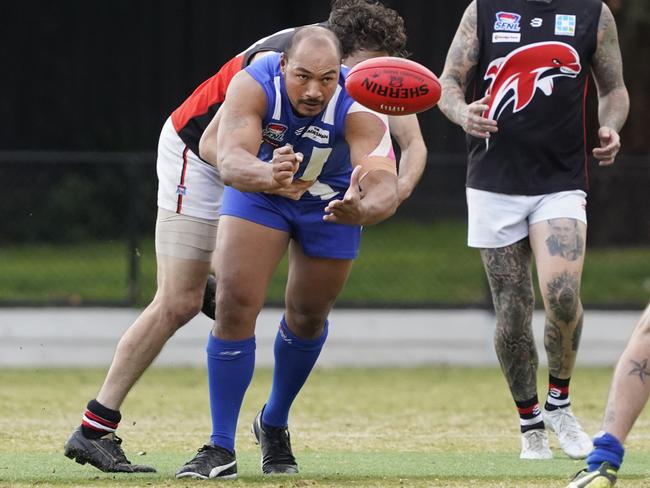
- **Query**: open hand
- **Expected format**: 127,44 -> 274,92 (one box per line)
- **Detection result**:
323,166 -> 364,224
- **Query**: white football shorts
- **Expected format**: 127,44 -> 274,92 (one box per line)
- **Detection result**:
156,117 -> 224,220
466,188 -> 587,248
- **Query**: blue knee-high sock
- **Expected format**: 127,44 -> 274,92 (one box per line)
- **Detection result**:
587,431 -> 625,471
206,334 -> 256,452
262,316 -> 328,428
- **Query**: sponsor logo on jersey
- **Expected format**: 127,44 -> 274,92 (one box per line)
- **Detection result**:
302,125 -> 330,144
361,77 -> 429,99
295,126 -> 307,136
483,41 -> 581,121
555,15 -> 576,36
494,11 -> 521,32
262,122 -> 288,146
493,32 -> 521,43
531,18 -> 543,28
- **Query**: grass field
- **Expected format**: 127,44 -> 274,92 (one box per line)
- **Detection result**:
1,221 -> 649,306
1,366 -> 650,487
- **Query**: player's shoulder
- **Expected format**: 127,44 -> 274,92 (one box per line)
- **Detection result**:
244,52 -> 282,83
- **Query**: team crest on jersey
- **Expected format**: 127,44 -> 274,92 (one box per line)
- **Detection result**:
494,12 -> 521,32
483,41 -> 581,121
302,125 -> 330,144
262,122 -> 288,146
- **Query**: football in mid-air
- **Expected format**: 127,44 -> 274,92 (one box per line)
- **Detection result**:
345,57 -> 441,116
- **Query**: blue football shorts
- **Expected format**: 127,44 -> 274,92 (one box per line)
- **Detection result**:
220,186 -> 361,259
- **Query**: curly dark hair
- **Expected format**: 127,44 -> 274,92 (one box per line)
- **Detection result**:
328,0 -> 409,59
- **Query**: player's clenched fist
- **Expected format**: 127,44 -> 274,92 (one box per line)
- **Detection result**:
270,144 -> 303,188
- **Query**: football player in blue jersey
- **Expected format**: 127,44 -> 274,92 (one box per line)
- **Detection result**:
63,0 -> 424,476
175,26 -> 399,479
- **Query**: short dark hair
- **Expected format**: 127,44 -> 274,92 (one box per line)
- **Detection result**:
284,25 -> 343,61
328,0 -> 409,58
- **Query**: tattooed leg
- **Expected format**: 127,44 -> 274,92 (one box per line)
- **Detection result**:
481,239 -> 537,402
601,304 -> 650,442
530,219 -> 587,379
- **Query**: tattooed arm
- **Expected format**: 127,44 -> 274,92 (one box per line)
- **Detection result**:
601,304 -> 650,442
200,70 -> 300,192
438,1 -> 497,139
591,3 -> 630,166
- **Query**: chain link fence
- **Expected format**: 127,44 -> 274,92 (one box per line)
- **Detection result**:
1,151 -> 648,309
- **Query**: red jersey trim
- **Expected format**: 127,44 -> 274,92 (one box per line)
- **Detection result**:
581,77 -> 590,190
171,54 -> 245,133
176,146 -> 190,213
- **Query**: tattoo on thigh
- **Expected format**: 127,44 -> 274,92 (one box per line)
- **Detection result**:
545,219 -> 584,261
546,271 -> 580,323
628,358 -> 650,384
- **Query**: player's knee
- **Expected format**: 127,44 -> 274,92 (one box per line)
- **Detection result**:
545,288 -> 581,324
215,287 -> 262,329
286,309 -> 328,338
155,292 -> 202,331
494,290 -> 534,329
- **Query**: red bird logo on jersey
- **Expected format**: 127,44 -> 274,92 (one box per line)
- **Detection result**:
484,41 -> 581,120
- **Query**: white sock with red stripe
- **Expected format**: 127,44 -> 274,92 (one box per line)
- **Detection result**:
516,395 -> 545,433
545,375 -> 571,411
80,399 -> 121,439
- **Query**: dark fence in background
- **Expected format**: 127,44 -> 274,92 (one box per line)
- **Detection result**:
1,151 -> 648,309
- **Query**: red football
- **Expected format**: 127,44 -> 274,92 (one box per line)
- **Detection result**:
345,57 -> 441,115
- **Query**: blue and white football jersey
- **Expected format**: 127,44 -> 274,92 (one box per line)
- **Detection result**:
245,53 -> 357,200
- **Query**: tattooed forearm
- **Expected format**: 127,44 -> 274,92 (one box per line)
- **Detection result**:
439,1 -> 479,125
481,241 -> 538,401
545,219 -> 584,261
628,359 -> 650,384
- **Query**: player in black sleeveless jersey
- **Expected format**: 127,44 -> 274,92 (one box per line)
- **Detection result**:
438,0 -> 628,462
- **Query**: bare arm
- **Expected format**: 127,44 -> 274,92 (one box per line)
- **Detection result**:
438,1 -> 497,138
202,70 -> 300,192
198,107 -> 222,167
324,112 -> 398,226
388,114 -> 427,205
591,3 -> 629,166
197,49 -> 278,168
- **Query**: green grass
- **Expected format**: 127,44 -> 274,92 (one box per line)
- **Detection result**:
1,367 -> 650,487
1,220 -> 649,306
